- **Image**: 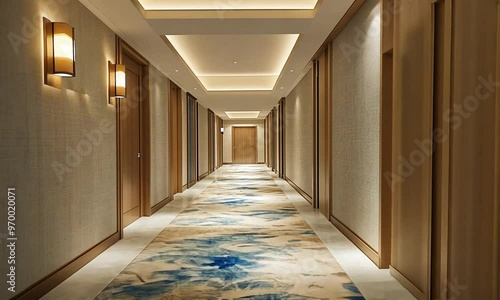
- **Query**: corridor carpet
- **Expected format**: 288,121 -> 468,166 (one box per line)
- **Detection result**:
95,165 -> 365,300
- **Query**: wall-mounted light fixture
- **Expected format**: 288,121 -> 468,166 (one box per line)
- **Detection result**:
43,18 -> 75,88
221,128 -> 225,134
109,62 -> 126,104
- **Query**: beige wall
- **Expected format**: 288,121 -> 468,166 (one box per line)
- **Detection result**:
285,69 -> 314,197
149,66 -> 169,206
223,120 -> 265,163
198,104 -> 209,176
331,0 -> 381,252
181,91 -> 187,186
0,0 -> 117,295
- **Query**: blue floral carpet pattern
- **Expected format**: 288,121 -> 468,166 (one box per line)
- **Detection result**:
96,165 -> 365,300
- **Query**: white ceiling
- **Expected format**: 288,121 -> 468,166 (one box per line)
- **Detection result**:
78,0 -> 355,119
137,0 -> 319,11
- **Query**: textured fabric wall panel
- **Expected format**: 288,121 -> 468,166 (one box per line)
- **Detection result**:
0,0 -> 117,294
198,105 -> 209,175
223,120 -> 265,163
285,69 -> 314,197
331,0 -> 381,251
149,66 -> 169,206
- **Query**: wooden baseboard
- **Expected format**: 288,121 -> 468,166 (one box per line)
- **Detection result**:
182,184 -> 188,192
13,232 -> 120,300
258,161 -> 265,164
285,176 -> 313,204
151,196 -> 171,214
329,215 -> 380,267
390,265 -> 426,300
223,162 -> 232,165
198,172 -> 209,180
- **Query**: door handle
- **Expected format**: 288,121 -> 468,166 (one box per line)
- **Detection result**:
137,153 -> 141,158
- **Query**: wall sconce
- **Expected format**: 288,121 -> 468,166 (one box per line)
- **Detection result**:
221,128 -> 225,134
43,18 -> 75,88
109,62 -> 126,104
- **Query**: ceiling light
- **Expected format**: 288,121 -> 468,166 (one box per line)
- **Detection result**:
225,111 -> 261,119
137,0 -> 319,10
175,69 -> 179,72
280,86 -> 284,90
194,87 -> 198,90
290,69 -> 294,73
233,61 -> 238,64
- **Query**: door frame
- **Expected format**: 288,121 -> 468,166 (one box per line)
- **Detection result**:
169,82 -> 183,197
115,36 -> 151,237
186,93 -> 198,188
232,126 -> 258,164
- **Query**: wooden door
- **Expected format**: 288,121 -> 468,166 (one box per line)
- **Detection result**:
187,94 -> 198,187
233,127 -> 257,164
169,83 -> 182,197
120,53 -> 141,228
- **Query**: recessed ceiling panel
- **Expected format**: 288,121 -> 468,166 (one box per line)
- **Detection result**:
199,76 -> 277,91
226,111 -> 261,119
165,34 -> 299,91
138,0 -> 319,11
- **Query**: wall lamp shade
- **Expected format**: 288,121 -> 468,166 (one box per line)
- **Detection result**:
221,128 -> 225,134
109,61 -> 126,103
43,18 -> 75,88
45,19 -> 75,76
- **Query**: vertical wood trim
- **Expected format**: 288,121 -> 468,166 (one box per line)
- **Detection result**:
196,102 -> 199,180
431,0 -> 453,298
326,43 -> 332,218
313,60 -> 319,209
176,88 -> 182,192
220,117 -> 223,168
264,118 -> 267,165
379,0 -> 394,269
141,62 -> 151,217
494,2 -> 500,297
115,37 -> 123,238
282,98 -> 286,178
391,0 -> 400,275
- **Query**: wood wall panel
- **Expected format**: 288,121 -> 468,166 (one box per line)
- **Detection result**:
447,0 -> 499,299
392,0 -> 434,298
